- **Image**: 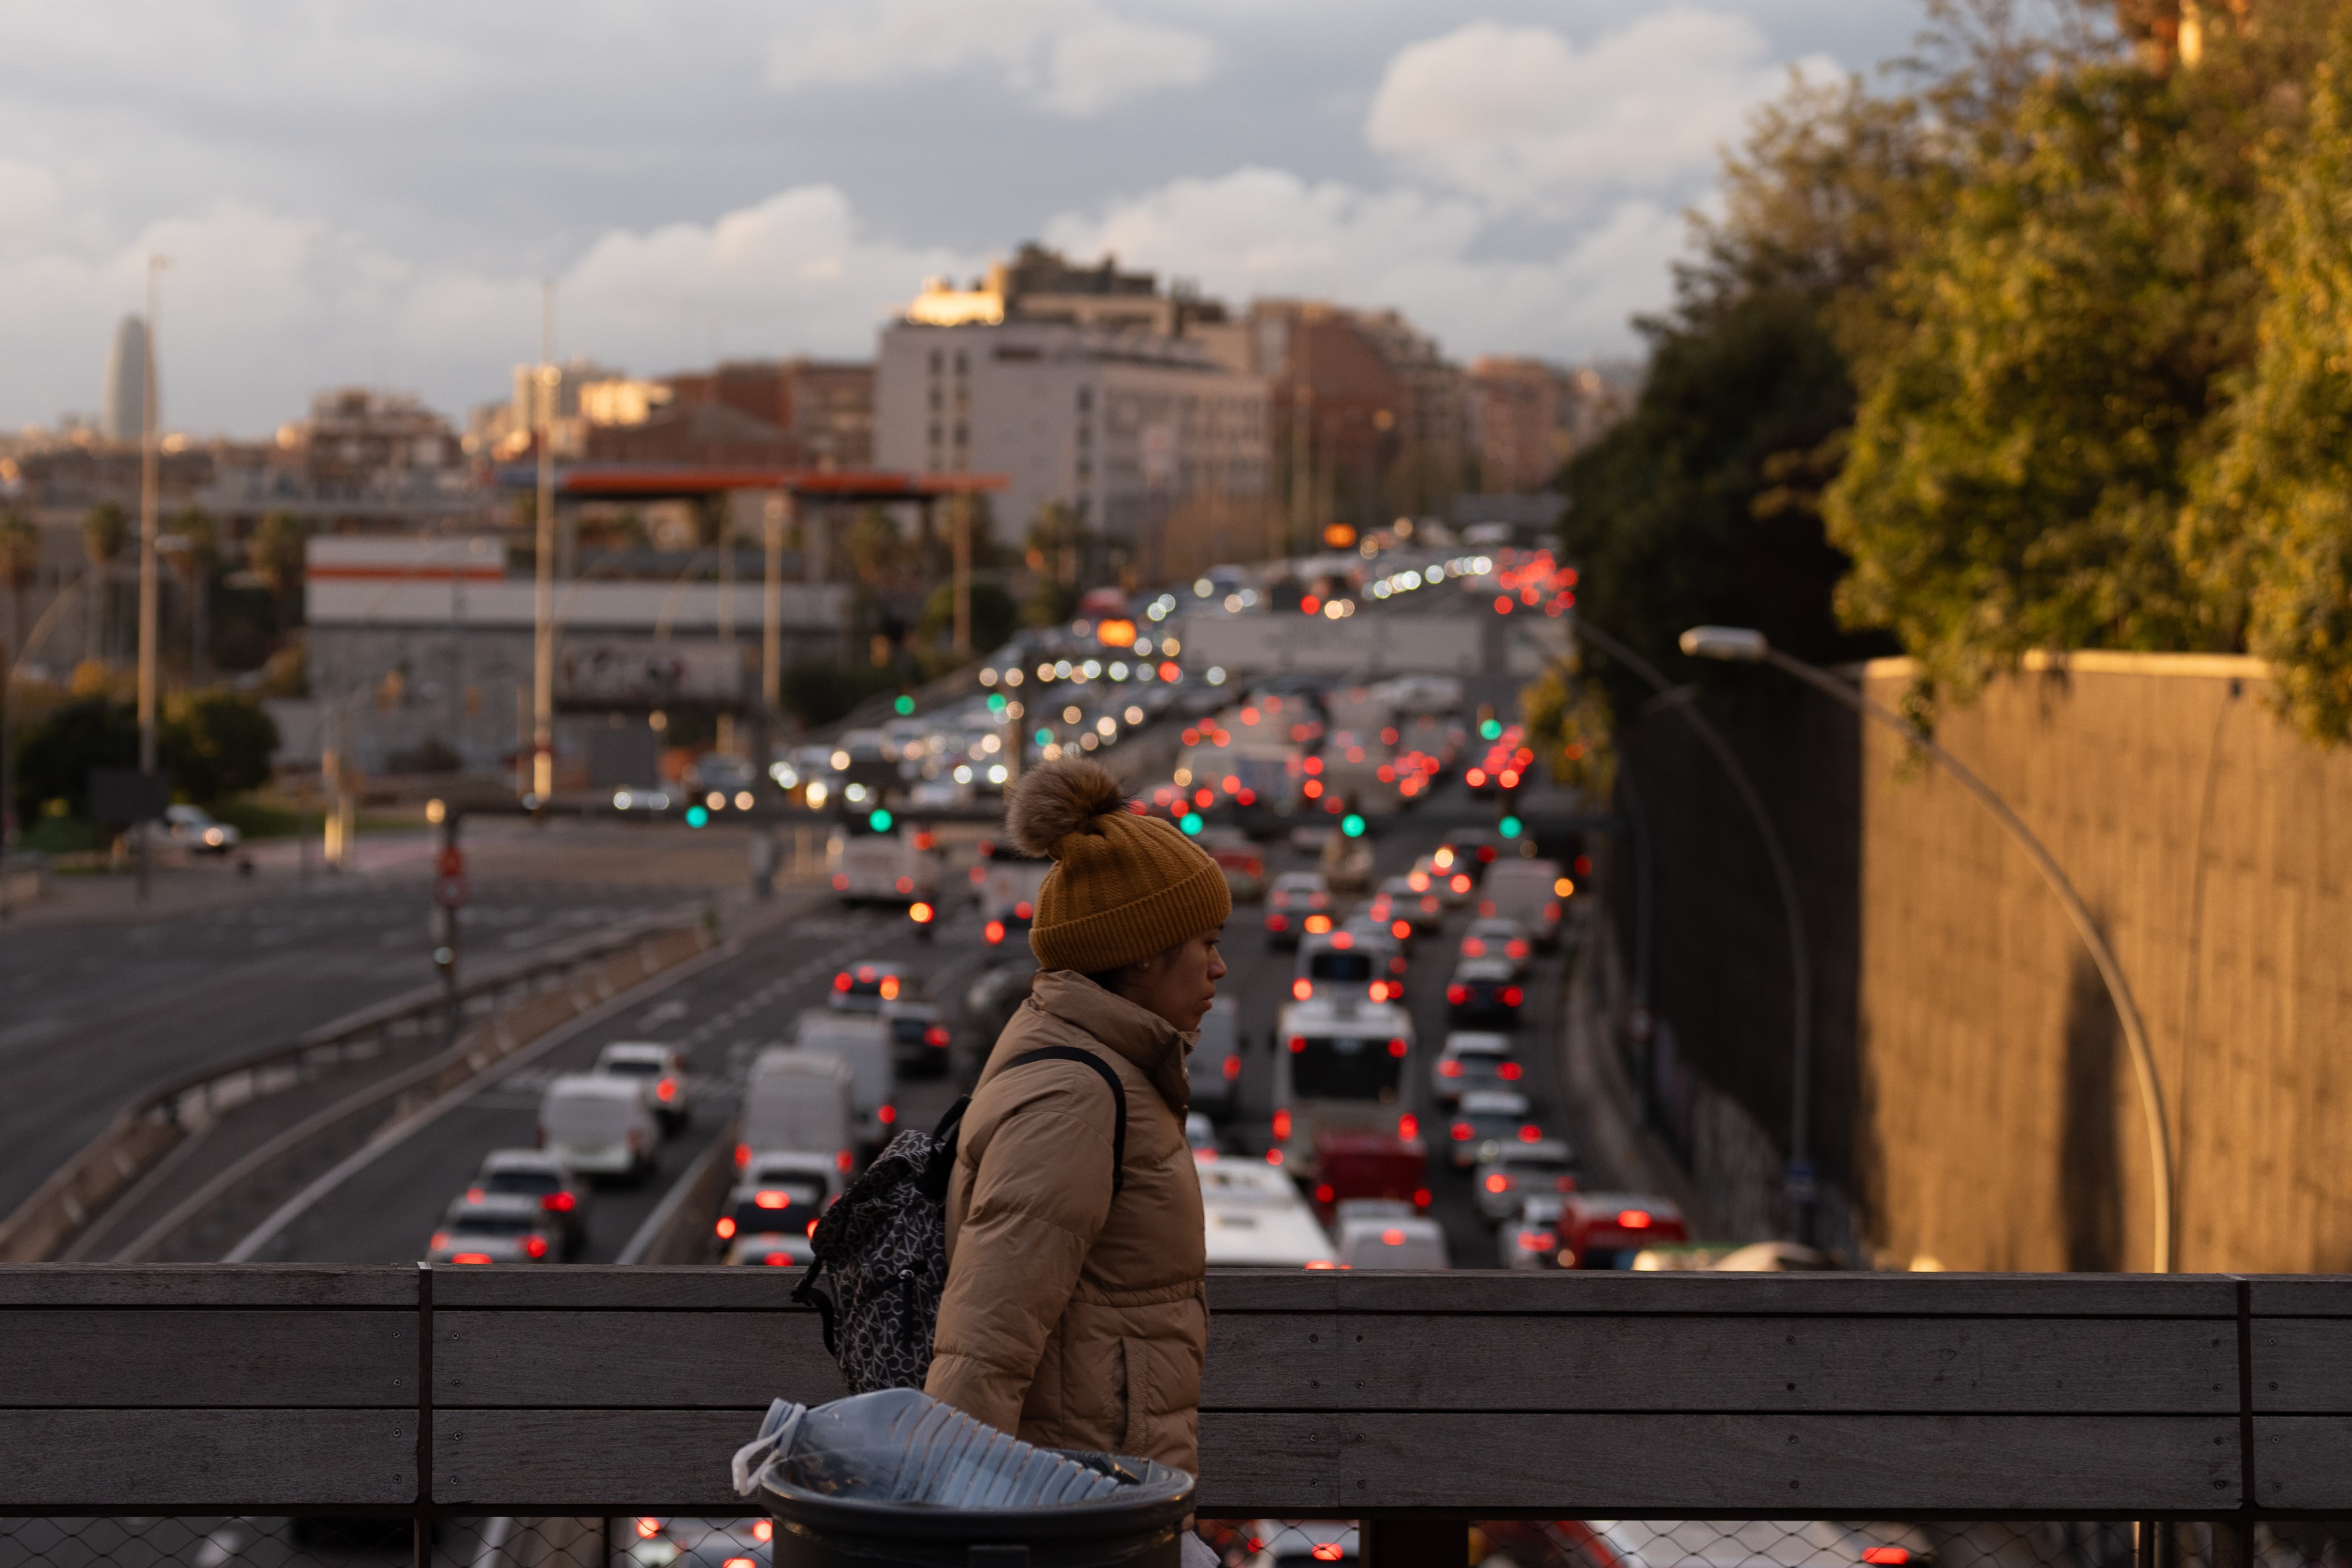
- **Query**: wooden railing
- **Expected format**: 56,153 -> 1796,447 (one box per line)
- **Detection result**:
3,1265 -> 2347,1534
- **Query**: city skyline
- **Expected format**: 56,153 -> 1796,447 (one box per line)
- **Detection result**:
0,2 -> 1913,437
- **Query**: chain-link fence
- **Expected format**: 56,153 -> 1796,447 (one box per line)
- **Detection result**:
8,1518 -> 2347,1568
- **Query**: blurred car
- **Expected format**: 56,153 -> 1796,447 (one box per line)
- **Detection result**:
1434,827 -> 1502,883
427,1192 -> 559,1265
880,1000 -> 952,1078
1571,1519 -> 1932,1568
1293,927 -> 1403,1005
1557,1191 -> 1689,1269
1185,1112 -> 1219,1157
724,1229 -> 816,1267
1334,1213 -> 1449,1269
466,1149 -> 587,1258
714,1173 -> 829,1264
1472,1137 -> 1579,1225
740,1150 -> 845,1205
623,1516 -> 777,1568
1310,1131 -> 1429,1220
1288,822 -> 1336,855
1387,870 -> 1447,933
163,803 -> 240,856
1500,1194 -> 1567,1269
594,1041 -> 690,1134
1188,997 -> 1244,1119
1429,1031 -> 1522,1107
1264,871 -> 1331,951
539,1073 -> 660,1183
684,752 -> 757,798
1415,852 -> 1475,908
1444,958 -> 1525,1027
1479,857 -> 1568,951
1455,917 -> 1533,975
829,960 -> 911,1012
1197,1156 -> 1336,1268
1196,827 -> 1266,902
1446,1088 -> 1535,1170
1237,1521 -> 1357,1568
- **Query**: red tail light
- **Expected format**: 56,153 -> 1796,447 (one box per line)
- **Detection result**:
1440,1060 -> 1463,1078
1617,1209 -> 1654,1229
1397,1113 -> 1418,1139
985,920 -> 1005,944
752,1524 -> 771,1545
1450,1121 -> 1473,1140
895,876 -> 912,894
754,1190 -> 792,1209
466,1187 -> 486,1202
541,1191 -> 576,1213
1014,901 -> 1033,919
634,1520 -> 663,1541
1466,768 -> 1487,787
761,1255 -> 788,1269
1391,919 -> 1411,939
1517,1230 -> 1549,1252
1498,1062 -> 1523,1081
656,1078 -> 678,1101
1451,874 -> 1472,893
430,1233 -> 449,1250
1379,1228 -> 1406,1246
524,1235 -> 549,1259
1266,913 -> 1289,931
835,1148 -> 854,1172
832,972 -> 852,991
1304,914 -> 1333,934
1367,982 -> 1390,1001
1288,1036 -> 1306,1053
1446,984 -> 1468,1005
1265,1148 -> 1284,1166
925,1026 -> 951,1047
1486,1174 -> 1511,1193
1862,1550 -> 1911,1566
1389,958 -> 1409,976
1292,979 -> 1313,1000
806,1219 -> 819,1237
1507,941 -> 1528,960
878,1105 -> 896,1125
451,1252 -> 492,1266
909,902 -> 935,923
1272,1109 -> 1292,1140
716,1217 -> 737,1238
1387,1038 -> 1407,1057
1329,930 -> 1353,950
1315,1184 -> 1335,1203
1519,1124 -> 1542,1142
1502,986 -> 1524,1007
1221,1054 -> 1242,1080
1478,845 -> 1497,862
831,874 -> 848,890
1462,938 -> 1486,957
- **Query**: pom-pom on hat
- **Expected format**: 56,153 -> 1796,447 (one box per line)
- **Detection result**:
1007,758 -> 1232,973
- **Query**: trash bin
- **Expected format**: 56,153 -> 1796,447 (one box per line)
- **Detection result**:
734,1390 -> 1197,1568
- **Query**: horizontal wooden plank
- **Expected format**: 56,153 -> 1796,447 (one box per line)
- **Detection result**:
432,1408 -> 2235,1515
430,1266 -> 813,1310
0,1409 -> 414,1507
0,1310 -> 412,1407
1200,1313 -> 2237,1414
1317,1412 -> 2238,1514
436,1310 -> 842,1408
2252,1416 -> 2352,1510
0,1264 -> 416,1308
2253,1319 -> 2352,1412
1203,1269 -> 2243,1317
2250,1278 -> 2352,1317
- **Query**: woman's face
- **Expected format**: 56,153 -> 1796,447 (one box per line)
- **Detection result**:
1122,925 -> 1227,1035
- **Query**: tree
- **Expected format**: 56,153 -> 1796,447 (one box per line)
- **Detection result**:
918,580 -> 1016,655
161,690 -> 279,803
81,501 -> 128,661
2189,42 -> 2352,740
248,511 -> 311,633
16,696 -> 136,818
0,509 -> 36,656
846,505 -> 905,588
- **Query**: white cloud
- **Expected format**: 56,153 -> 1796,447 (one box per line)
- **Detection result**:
0,174 -> 980,433
1046,166 -> 1690,362
1365,13 -> 1827,217
765,0 -> 1215,118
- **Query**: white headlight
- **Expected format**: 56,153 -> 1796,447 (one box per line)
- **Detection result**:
988,764 -> 1008,783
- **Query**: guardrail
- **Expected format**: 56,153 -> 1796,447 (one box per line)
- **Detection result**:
0,1266 -> 2341,1562
0,915 -> 717,1264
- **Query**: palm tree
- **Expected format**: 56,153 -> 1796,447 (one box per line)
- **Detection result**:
165,507 -> 218,682
81,502 -> 128,662
248,510 -> 310,635
0,510 -> 36,662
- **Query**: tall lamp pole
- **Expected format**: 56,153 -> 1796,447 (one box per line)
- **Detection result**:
1575,619 -> 1816,1241
1680,625 -> 2174,1274
530,285 -> 558,805
135,254 -> 170,903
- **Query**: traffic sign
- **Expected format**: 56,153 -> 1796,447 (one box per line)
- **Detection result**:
434,874 -> 470,909
437,846 -> 464,879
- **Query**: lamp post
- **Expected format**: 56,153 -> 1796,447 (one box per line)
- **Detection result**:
1575,619 -> 1816,1241
135,254 -> 169,904
1680,625 -> 2174,1274
529,284 -> 558,807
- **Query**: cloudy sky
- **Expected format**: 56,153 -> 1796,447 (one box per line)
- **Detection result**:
0,2 -> 1921,437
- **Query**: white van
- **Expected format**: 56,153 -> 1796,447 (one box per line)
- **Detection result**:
739,1049 -> 856,1173
1196,1156 -> 1335,1268
792,1010 -> 895,1147
538,1074 -> 659,1183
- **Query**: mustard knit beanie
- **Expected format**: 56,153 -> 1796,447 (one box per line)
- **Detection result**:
1007,758 -> 1233,973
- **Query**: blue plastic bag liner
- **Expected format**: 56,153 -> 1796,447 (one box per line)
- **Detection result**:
732,1389 -> 1127,1509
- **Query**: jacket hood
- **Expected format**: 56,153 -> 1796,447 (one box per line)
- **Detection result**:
1029,969 -> 1194,1114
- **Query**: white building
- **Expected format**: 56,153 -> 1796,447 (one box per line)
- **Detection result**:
874,317 -> 1270,580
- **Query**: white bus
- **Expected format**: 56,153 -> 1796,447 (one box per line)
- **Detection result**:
1269,995 -> 1418,1168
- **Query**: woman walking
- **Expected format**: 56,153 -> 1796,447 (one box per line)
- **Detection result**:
924,757 -> 1229,1478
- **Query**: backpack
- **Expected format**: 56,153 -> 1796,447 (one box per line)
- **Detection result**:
792,1045 -> 1129,1394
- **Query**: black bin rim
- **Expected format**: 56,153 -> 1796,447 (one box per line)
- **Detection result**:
761,1453 -> 1194,1544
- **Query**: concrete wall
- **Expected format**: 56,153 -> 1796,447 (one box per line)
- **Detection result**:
1618,650 -> 2351,1274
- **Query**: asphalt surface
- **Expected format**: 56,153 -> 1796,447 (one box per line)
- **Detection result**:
0,862 -> 713,1222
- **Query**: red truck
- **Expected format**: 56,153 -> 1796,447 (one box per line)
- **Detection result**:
1308,1129 -> 1431,1221
1555,1192 -> 1689,1269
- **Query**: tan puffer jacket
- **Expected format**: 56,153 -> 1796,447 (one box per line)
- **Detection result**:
923,969 -> 1209,1474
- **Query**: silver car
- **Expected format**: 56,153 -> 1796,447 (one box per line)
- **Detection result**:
1474,1138 -> 1579,1225
1500,1194 -> 1567,1269
1430,1031 -> 1520,1107
428,1192 -> 560,1265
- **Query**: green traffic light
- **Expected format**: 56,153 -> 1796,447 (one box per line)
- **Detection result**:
1179,812 -> 1203,835
987,693 -> 1007,712
894,695 -> 916,716
1480,718 -> 1503,740
869,808 -> 893,832
1499,815 -> 1523,839
1035,727 -> 1054,747
1341,813 -> 1366,838
684,805 -> 709,829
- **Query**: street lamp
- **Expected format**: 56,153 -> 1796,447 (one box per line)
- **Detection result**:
1680,624 -> 2175,1273
1574,619 -> 1817,1243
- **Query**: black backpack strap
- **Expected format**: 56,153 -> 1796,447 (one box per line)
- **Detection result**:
1004,1046 -> 1128,1197
917,1094 -> 971,1204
